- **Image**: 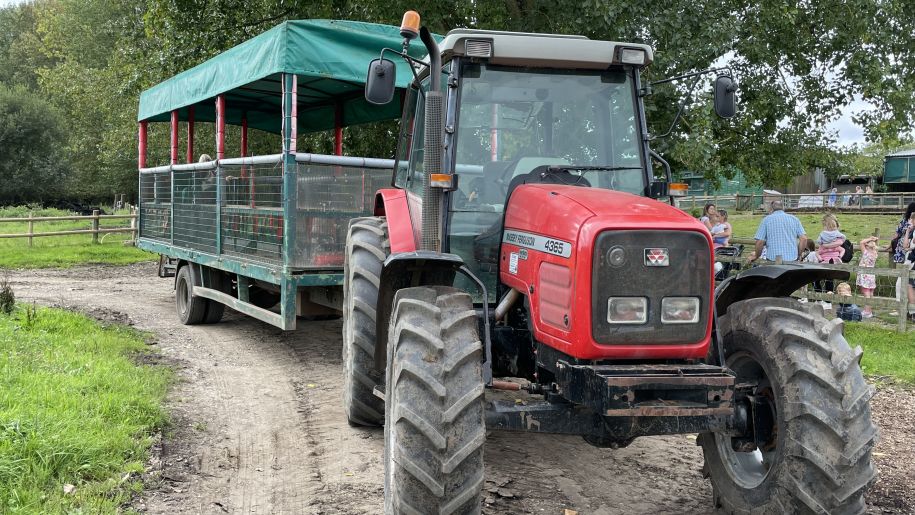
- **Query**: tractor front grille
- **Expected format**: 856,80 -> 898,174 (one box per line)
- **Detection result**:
591,230 -> 711,345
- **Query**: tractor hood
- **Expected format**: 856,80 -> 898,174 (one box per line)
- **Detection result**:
504,184 -> 708,239
500,183 -> 714,362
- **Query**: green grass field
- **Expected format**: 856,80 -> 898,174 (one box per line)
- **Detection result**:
0,306 -> 170,513
845,324 -> 915,385
729,213 -> 900,244
0,206 -> 154,269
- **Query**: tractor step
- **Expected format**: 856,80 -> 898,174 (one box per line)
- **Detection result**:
556,362 -> 735,417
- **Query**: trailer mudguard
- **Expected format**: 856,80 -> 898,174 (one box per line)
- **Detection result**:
714,264 -> 849,315
373,251 -> 465,372
373,188 -> 416,253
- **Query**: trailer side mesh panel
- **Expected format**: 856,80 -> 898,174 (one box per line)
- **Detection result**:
139,170 -> 172,242
171,169 -> 219,254
294,163 -> 392,268
220,161 -> 285,265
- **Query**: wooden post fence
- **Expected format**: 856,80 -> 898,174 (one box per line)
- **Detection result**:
0,212 -> 137,243
91,210 -> 100,244
27,211 -> 33,248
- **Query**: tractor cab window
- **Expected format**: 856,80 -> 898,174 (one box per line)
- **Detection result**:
393,85 -> 419,189
397,65 -> 451,195
447,64 -> 644,298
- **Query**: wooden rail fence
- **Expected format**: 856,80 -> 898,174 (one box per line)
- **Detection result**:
0,210 -> 137,246
678,191 -> 915,213
717,249 -> 915,332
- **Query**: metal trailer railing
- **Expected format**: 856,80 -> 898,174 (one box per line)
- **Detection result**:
137,152 -> 395,330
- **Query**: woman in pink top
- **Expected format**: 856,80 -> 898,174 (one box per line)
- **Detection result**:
816,215 -> 845,263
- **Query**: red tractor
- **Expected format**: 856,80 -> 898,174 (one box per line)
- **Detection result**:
344,12 -> 876,513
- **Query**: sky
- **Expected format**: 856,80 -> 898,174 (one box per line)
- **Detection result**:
0,0 -> 875,147
828,99 -> 871,148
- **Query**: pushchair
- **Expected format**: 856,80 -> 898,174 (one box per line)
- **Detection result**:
714,244 -> 745,282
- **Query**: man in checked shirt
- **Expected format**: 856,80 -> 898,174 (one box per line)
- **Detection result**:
748,200 -> 808,263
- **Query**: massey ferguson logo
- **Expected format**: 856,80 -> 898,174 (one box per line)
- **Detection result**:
644,248 -> 669,267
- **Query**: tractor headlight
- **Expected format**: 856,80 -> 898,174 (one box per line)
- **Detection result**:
607,297 -> 648,324
661,297 -> 700,324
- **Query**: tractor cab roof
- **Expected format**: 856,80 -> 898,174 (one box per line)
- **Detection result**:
439,28 -> 654,69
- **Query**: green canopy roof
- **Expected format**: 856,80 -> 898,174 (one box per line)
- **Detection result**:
138,20 -> 430,134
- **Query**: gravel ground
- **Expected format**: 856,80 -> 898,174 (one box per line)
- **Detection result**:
9,262 -> 913,514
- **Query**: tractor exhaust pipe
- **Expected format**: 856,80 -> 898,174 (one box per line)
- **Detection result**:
419,27 -> 443,252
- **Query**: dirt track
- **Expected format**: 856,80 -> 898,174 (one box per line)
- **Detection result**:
10,262 -> 913,514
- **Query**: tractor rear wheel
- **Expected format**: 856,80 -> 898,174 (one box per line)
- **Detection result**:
342,216 -> 389,426
700,297 -> 877,514
384,286 -> 485,514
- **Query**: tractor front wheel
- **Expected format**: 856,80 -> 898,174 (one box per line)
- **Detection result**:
700,297 -> 877,514
384,286 -> 486,514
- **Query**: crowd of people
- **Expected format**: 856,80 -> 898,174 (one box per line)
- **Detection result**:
701,199 -> 911,320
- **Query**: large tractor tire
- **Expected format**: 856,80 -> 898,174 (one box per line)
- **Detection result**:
342,216 -> 389,426
700,297 -> 877,515
384,286 -> 486,514
176,265 -> 208,325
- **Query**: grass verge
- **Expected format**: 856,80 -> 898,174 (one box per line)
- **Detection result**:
0,306 -> 170,513
844,324 -> 915,385
0,206 -> 154,269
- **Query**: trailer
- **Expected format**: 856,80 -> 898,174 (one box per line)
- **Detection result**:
136,20 -> 428,328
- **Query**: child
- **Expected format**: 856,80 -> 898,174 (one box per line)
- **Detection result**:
856,236 -> 878,318
835,282 -> 862,321
710,210 -> 732,248
801,239 -> 818,263
816,215 -> 846,263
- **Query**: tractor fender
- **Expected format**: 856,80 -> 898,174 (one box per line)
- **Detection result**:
714,264 -> 849,315
373,251 -> 465,372
373,188 -> 416,253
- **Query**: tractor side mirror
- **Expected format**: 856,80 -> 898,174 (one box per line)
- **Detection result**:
713,75 -> 737,118
365,58 -> 396,105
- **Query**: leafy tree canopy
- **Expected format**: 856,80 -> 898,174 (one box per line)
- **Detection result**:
0,83 -> 68,203
1,0 -> 913,200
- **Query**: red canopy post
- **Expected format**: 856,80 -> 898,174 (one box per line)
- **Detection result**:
186,106 -> 195,163
138,121 -> 148,169
216,95 -> 226,160
170,111 -> 179,165
241,116 -> 248,157
334,101 -> 343,156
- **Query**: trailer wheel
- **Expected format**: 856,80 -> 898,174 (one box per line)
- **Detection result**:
176,265 -> 207,325
203,300 -> 224,324
342,216 -> 389,426
700,297 -> 877,514
384,286 -> 485,514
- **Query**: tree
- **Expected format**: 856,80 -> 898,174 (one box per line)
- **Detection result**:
0,84 -> 68,203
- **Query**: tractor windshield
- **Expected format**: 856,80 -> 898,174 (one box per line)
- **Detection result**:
447,63 -> 644,299
452,63 -> 644,212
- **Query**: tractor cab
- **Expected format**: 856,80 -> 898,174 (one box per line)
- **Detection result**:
385,29 -> 661,299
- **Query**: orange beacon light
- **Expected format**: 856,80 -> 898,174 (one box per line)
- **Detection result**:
400,11 -> 420,40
